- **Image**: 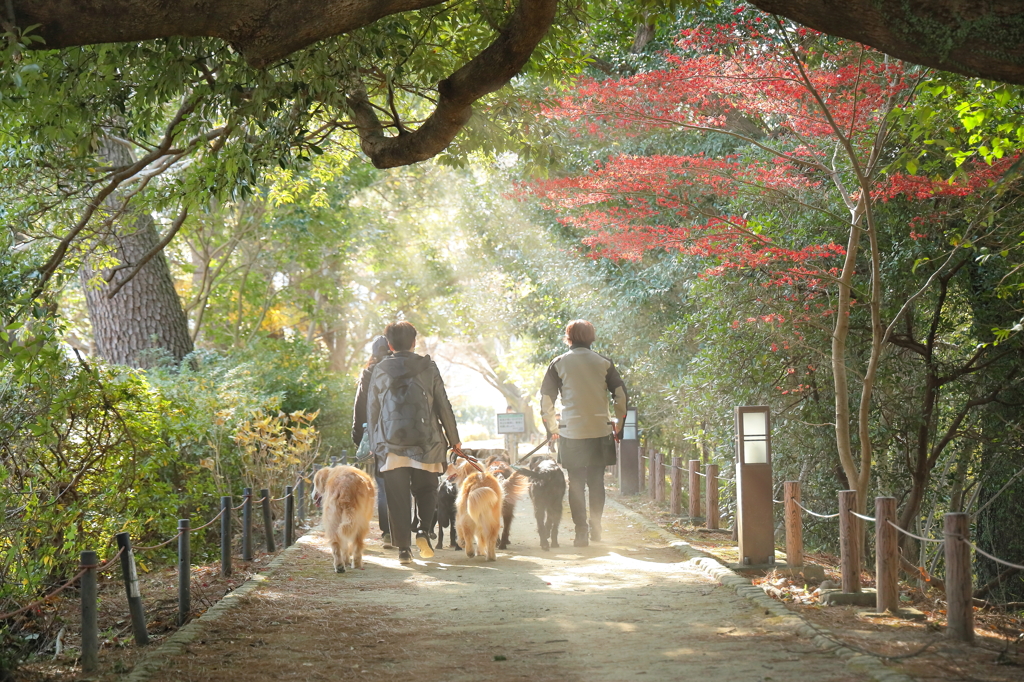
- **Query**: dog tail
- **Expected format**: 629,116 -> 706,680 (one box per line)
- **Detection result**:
502,472 -> 530,505
466,486 -> 500,518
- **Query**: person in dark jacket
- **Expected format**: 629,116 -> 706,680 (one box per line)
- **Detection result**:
352,334 -> 392,546
540,320 -> 627,547
367,321 -> 461,564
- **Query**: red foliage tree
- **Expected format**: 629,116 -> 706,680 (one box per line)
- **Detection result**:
521,15 -> 1016,517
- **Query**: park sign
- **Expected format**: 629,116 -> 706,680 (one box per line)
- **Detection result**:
496,412 -> 526,434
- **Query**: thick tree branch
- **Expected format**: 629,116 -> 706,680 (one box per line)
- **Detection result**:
751,0 -> 1024,85
14,0 -> 447,69
346,0 -> 558,168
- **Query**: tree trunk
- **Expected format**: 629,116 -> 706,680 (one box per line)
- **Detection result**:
81,140 -> 193,368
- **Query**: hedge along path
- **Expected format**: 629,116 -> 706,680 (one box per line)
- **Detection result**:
130,491 -> 872,682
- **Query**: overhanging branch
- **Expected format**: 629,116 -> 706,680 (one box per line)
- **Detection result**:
346,0 -> 558,168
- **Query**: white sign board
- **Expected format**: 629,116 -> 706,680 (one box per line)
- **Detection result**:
496,412 -> 526,434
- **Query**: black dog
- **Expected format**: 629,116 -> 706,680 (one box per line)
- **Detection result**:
517,456 -> 566,550
433,476 -> 459,549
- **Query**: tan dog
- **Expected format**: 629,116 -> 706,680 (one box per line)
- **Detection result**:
312,465 -> 376,573
445,457 -> 504,561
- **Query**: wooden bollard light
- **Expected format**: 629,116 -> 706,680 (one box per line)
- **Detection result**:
735,406 -> 775,566
618,407 -> 640,495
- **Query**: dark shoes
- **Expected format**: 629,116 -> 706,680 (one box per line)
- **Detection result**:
382,533 -> 393,549
398,549 -> 413,565
590,520 -> 602,542
416,531 -> 434,559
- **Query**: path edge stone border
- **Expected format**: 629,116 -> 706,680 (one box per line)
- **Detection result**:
124,535 -> 310,682
607,498 -> 916,682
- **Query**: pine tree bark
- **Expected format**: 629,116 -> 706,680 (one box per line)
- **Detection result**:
80,140 -> 193,367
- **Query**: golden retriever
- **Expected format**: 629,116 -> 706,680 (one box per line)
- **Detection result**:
312,465 -> 376,573
445,457 -> 504,561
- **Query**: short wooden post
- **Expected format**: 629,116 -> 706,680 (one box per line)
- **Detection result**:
296,477 -> 306,522
649,451 -> 658,500
638,448 -> 647,494
654,453 -> 665,503
284,485 -> 295,547
177,519 -> 190,626
220,496 -> 232,576
784,481 -> 802,568
706,464 -> 719,530
261,488 -> 276,552
330,456 -> 339,466
688,459 -> 701,519
80,550 -> 98,673
944,512 -> 974,642
838,490 -> 861,593
115,532 -> 149,645
670,456 -> 682,514
875,497 -> 898,613
242,488 -> 253,562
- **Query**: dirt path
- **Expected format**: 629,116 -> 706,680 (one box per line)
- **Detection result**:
138,492 -> 868,682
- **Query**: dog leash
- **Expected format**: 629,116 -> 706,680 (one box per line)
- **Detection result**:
450,445 -> 485,472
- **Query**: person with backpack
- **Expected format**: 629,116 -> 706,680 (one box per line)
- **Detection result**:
366,321 -> 461,564
352,334 -> 392,547
540,320 -> 627,547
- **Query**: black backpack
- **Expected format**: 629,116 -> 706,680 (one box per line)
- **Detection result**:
380,362 -> 434,446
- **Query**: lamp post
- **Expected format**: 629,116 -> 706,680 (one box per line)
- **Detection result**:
735,406 -> 775,566
619,407 -> 640,495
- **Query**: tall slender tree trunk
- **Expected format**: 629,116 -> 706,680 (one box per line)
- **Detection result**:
81,139 -> 193,367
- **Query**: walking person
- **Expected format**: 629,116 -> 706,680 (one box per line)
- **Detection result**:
540,320 -> 627,547
352,335 -> 392,547
367,321 -> 461,564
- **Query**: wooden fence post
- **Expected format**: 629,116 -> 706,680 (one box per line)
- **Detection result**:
838,490 -> 861,593
261,488 -> 276,552
80,550 -> 98,673
654,453 -> 665,503
706,464 -> 719,530
875,497 -> 898,613
296,477 -> 306,522
944,512 -> 974,642
688,459 -> 701,519
242,488 -> 253,562
177,519 -> 190,626
784,481 -> 802,568
649,451 -> 658,501
220,496 -> 232,576
638,448 -> 646,494
284,485 -> 295,547
782,477 -> 806,569
115,532 -> 149,645
670,456 -> 682,514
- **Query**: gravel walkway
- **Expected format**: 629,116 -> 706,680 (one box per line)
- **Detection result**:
135,490 -> 869,682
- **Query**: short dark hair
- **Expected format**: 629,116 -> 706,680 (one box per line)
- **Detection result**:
564,319 -> 596,347
385,321 -> 418,352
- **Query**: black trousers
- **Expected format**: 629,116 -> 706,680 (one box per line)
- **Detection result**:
566,465 -> 606,532
382,467 -> 439,550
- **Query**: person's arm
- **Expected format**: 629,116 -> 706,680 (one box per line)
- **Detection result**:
606,361 -> 628,439
351,369 -> 370,445
431,364 -> 461,448
366,367 -> 381,447
540,360 -> 561,437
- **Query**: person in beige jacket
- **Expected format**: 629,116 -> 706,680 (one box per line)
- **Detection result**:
540,320 -> 627,547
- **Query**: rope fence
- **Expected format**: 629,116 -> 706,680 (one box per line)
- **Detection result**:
1,460 -> 327,670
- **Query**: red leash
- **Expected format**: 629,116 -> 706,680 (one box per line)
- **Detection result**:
450,445 -> 485,472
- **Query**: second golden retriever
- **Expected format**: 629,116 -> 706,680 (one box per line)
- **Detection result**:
445,458 -> 504,561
